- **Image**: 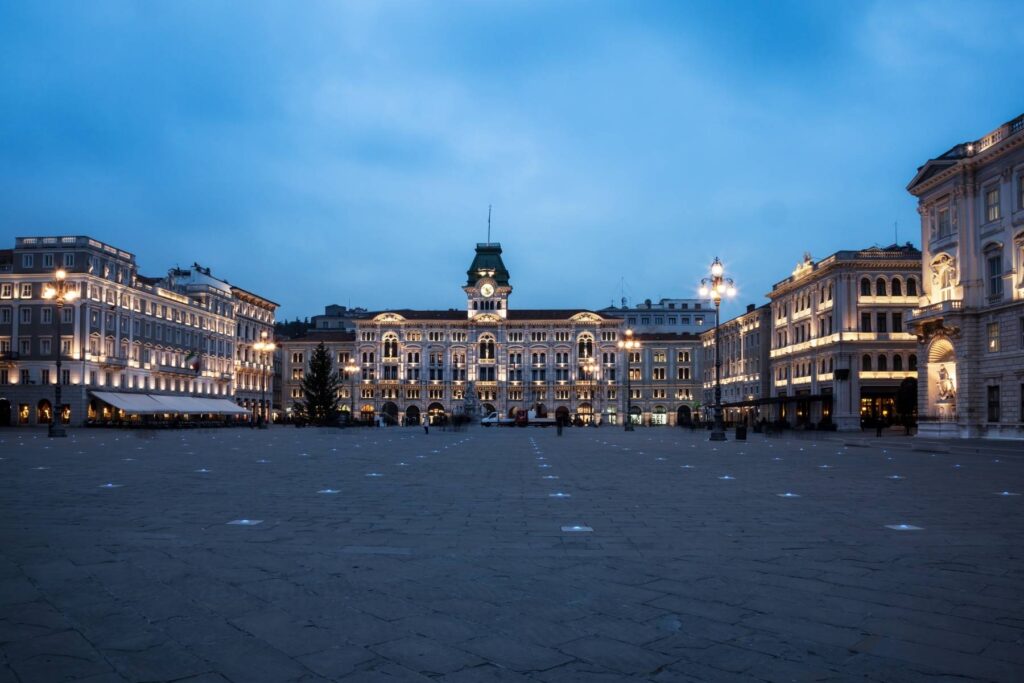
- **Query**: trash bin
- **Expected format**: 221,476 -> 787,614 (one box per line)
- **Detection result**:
735,425 -> 747,440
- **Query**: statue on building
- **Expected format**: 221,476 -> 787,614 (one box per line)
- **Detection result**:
936,364 -> 956,402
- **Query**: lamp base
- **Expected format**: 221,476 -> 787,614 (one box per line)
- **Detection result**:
709,430 -> 727,441
48,424 -> 67,438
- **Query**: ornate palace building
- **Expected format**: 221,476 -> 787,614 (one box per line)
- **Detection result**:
0,236 -> 276,426
701,303 -> 771,425
767,246 -> 922,430
906,113 -> 1024,439
281,242 -> 704,426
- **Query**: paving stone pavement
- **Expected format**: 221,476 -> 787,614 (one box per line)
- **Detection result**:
1,425 -> 1023,682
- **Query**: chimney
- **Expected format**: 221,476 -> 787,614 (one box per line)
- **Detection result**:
746,303 -> 755,313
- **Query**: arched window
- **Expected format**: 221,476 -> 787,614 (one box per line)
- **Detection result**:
577,336 -> 594,359
860,278 -> 871,296
478,337 -> 495,360
877,355 -> 888,371
907,278 -> 917,296
876,278 -> 887,296
891,278 -> 902,296
908,354 -> 917,371
382,335 -> 399,359
862,354 -> 872,371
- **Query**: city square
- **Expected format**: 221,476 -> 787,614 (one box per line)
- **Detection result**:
1,425 -> 1022,682
3,2 -> 1024,681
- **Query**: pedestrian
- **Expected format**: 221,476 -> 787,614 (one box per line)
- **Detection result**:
423,420 -> 429,435
875,418 -> 883,438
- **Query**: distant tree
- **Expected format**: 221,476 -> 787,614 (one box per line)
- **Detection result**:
300,342 -> 340,425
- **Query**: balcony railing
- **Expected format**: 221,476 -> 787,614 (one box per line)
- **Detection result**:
156,364 -> 195,376
908,299 -> 962,321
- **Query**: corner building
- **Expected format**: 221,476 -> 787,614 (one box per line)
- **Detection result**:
768,247 -> 922,430
0,236 -> 276,426
283,243 -> 704,426
906,113 -> 1024,438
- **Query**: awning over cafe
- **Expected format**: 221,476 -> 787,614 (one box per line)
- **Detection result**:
91,392 -> 250,415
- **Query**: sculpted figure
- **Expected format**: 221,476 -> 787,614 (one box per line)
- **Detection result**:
937,364 -> 956,401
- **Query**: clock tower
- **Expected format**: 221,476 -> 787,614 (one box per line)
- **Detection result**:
464,242 -> 512,319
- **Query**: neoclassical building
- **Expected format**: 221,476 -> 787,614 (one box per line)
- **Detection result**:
906,113 -> 1024,438
701,303 -> 771,424
767,246 -> 922,430
281,242 -> 703,426
0,235 -> 275,426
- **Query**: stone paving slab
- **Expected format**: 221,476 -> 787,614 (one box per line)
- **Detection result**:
1,425 -> 1023,681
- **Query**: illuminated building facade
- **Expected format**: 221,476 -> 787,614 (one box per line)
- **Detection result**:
906,113 -> 1024,438
768,246 -> 922,430
700,303 -> 771,424
0,236 -> 276,426
282,242 -> 704,426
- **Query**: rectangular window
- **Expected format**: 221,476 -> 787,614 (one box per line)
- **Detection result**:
860,312 -> 871,332
19,308 -> 31,324
1019,175 -> 1024,210
986,187 -> 1000,222
876,312 -> 887,333
42,253 -> 54,268
40,338 -> 51,355
987,385 -> 1000,422
891,312 -> 903,333
63,253 -> 74,267
937,207 -> 951,237
20,283 -> 32,298
988,322 -> 1000,352
0,284 -> 10,298
22,254 -> 33,268
41,308 -> 52,324
987,254 -> 1003,298
0,308 -> 9,323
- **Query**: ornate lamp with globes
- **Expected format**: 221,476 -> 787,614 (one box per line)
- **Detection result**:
41,269 -> 79,437
699,257 -> 736,442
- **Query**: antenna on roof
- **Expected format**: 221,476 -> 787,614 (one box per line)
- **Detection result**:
894,220 -> 898,245
487,205 -> 492,243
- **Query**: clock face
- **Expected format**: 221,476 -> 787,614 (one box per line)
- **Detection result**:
480,283 -> 495,298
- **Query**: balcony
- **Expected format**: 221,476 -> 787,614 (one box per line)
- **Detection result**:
156,364 -> 195,376
0,351 -> 19,362
907,299 -> 963,325
100,356 -> 128,368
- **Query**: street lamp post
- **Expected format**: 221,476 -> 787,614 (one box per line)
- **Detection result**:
253,331 -> 276,429
617,329 -> 640,432
344,359 -> 359,423
42,269 -> 79,438
699,257 -> 736,442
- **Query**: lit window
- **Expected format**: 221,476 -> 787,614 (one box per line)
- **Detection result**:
987,322 -> 1000,352
986,187 -> 1000,222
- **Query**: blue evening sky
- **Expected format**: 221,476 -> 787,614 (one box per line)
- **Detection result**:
2,1 -> 1022,320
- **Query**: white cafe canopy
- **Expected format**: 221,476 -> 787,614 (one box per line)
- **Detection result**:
91,391 -> 251,415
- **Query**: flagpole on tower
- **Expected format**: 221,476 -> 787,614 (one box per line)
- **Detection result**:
487,205 -> 492,243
